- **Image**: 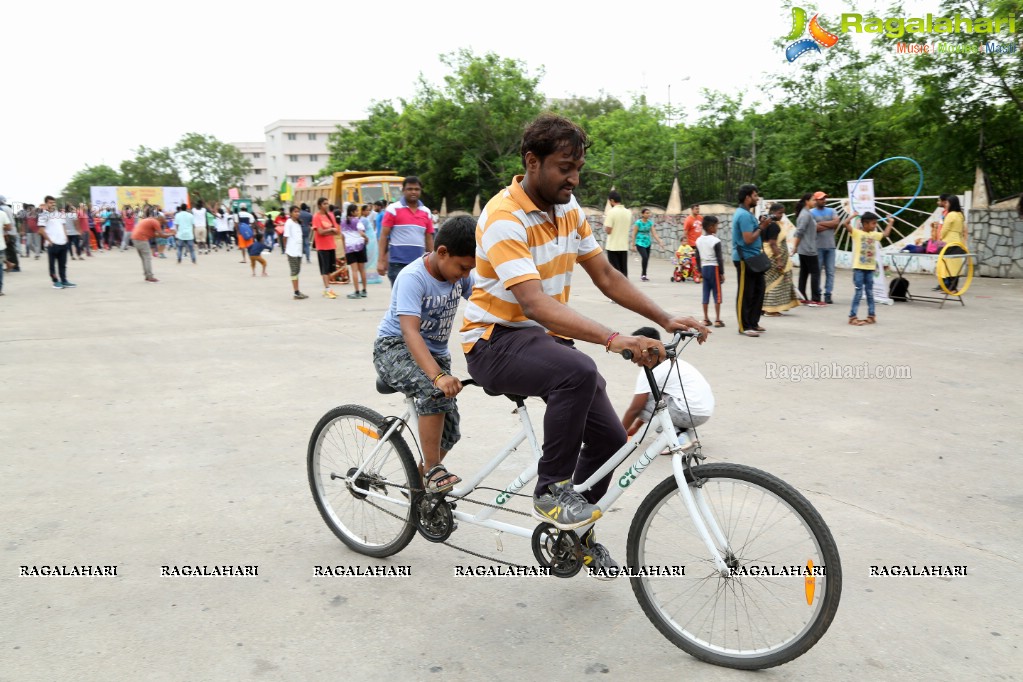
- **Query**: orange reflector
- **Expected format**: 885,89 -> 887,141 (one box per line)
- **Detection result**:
805,560 -> 816,605
356,425 -> 380,440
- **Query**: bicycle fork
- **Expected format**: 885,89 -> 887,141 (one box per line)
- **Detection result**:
652,409 -> 734,578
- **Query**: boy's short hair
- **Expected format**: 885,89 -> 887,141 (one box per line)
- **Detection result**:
633,326 -> 661,342
703,215 -> 719,229
861,211 -> 879,223
434,216 -> 477,257
769,203 -> 785,212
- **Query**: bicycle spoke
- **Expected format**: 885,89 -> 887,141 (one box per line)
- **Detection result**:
628,465 -> 841,669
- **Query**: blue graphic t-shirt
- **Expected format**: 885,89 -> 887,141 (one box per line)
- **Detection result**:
376,255 -> 474,357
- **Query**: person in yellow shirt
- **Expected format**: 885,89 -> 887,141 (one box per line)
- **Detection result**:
603,190 -> 632,277
933,194 -> 967,292
843,212 -> 893,325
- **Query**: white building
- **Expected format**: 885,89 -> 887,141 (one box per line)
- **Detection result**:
232,141 -> 269,200
232,119 -> 353,202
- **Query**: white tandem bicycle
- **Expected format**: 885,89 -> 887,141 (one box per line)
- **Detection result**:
308,331 -> 842,670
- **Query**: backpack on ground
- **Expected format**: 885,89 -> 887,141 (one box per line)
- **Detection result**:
889,276 -> 910,302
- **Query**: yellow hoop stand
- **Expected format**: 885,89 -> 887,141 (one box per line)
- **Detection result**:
936,242 -> 973,296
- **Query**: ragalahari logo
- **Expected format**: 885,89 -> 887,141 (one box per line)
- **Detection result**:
784,7 -> 840,62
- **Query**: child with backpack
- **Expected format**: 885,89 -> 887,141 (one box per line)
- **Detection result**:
248,229 -> 269,276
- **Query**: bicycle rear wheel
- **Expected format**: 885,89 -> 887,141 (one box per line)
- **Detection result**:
308,405 -> 419,558
627,463 -> 842,670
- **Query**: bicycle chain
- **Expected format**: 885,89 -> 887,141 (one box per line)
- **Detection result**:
361,480 -> 537,569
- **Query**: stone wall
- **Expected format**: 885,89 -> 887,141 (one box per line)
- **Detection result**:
586,205 -> 738,265
967,209 -> 1023,278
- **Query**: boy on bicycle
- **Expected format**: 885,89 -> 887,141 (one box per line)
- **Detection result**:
620,327 -> 715,440
373,216 -> 477,493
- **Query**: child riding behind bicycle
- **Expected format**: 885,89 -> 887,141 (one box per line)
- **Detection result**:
619,327 -> 715,445
373,216 -> 477,494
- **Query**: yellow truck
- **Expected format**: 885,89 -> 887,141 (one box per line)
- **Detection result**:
293,171 -> 405,208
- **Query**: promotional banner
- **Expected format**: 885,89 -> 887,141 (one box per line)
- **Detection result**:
117,186 -> 164,207
91,186 -> 189,210
847,178 -> 876,216
89,186 -> 118,209
162,186 -> 190,210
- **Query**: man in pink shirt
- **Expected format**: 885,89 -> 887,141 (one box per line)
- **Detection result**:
376,176 -> 435,285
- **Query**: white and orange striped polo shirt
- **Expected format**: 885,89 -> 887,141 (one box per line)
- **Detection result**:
460,175 -> 602,352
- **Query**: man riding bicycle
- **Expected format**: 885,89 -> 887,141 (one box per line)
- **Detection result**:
460,113 -> 709,575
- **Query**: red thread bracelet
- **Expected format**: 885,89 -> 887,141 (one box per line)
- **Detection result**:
605,332 -> 620,353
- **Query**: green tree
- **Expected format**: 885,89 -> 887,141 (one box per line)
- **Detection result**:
119,146 -> 183,187
324,50 -> 545,210
173,133 -> 250,204
906,0 -> 1023,198
324,101 -> 412,175
61,165 -> 123,205
576,101 -> 677,207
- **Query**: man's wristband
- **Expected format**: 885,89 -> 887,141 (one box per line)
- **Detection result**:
432,372 -> 448,386
605,332 -> 620,353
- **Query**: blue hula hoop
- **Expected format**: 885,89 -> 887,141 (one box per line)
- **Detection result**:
849,156 -> 924,223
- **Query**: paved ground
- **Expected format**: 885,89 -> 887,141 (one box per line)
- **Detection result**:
2,247 -> 1021,681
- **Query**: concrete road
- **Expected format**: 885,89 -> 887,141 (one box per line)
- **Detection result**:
2,247 -> 1020,681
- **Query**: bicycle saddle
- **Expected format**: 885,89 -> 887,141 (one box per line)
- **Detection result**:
376,378 -> 398,395
483,387 -> 527,405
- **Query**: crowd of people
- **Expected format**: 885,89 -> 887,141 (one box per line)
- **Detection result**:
597,186 -> 968,338
0,192 -> 413,299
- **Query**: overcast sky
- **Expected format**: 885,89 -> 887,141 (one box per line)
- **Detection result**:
3,0 -> 941,203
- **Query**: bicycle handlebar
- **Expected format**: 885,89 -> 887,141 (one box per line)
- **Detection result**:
621,330 -> 699,361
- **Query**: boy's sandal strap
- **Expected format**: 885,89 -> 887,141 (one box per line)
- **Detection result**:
424,465 -> 460,485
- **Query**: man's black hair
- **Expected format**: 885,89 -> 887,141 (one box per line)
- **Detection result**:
44,195 -> 55,203
736,184 -> 759,206
633,326 -> 661,341
300,203 -> 310,211
434,215 -> 477,258
608,190 -> 622,203
769,202 -> 785,212
521,113 -> 590,166
402,176 -> 422,189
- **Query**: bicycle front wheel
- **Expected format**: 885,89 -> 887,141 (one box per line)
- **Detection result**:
308,405 -> 419,558
627,463 -> 842,670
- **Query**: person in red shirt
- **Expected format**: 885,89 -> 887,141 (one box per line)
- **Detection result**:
273,212 -> 287,253
131,215 -> 170,282
312,197 -> 345,298
684,204 -> 703,248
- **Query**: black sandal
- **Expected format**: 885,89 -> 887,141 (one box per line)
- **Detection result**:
424,464 -> 461,494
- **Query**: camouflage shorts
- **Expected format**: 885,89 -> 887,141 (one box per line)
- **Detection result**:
373,336 -> 460,451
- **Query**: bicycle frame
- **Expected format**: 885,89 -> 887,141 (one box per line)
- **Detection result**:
347,354 -> 736,575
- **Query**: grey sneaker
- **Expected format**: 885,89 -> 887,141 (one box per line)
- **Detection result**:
581,529 -> 620,580
533,480 -> 602,530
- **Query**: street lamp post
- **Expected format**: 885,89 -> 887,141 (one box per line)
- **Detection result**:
667,77 -> 692,127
